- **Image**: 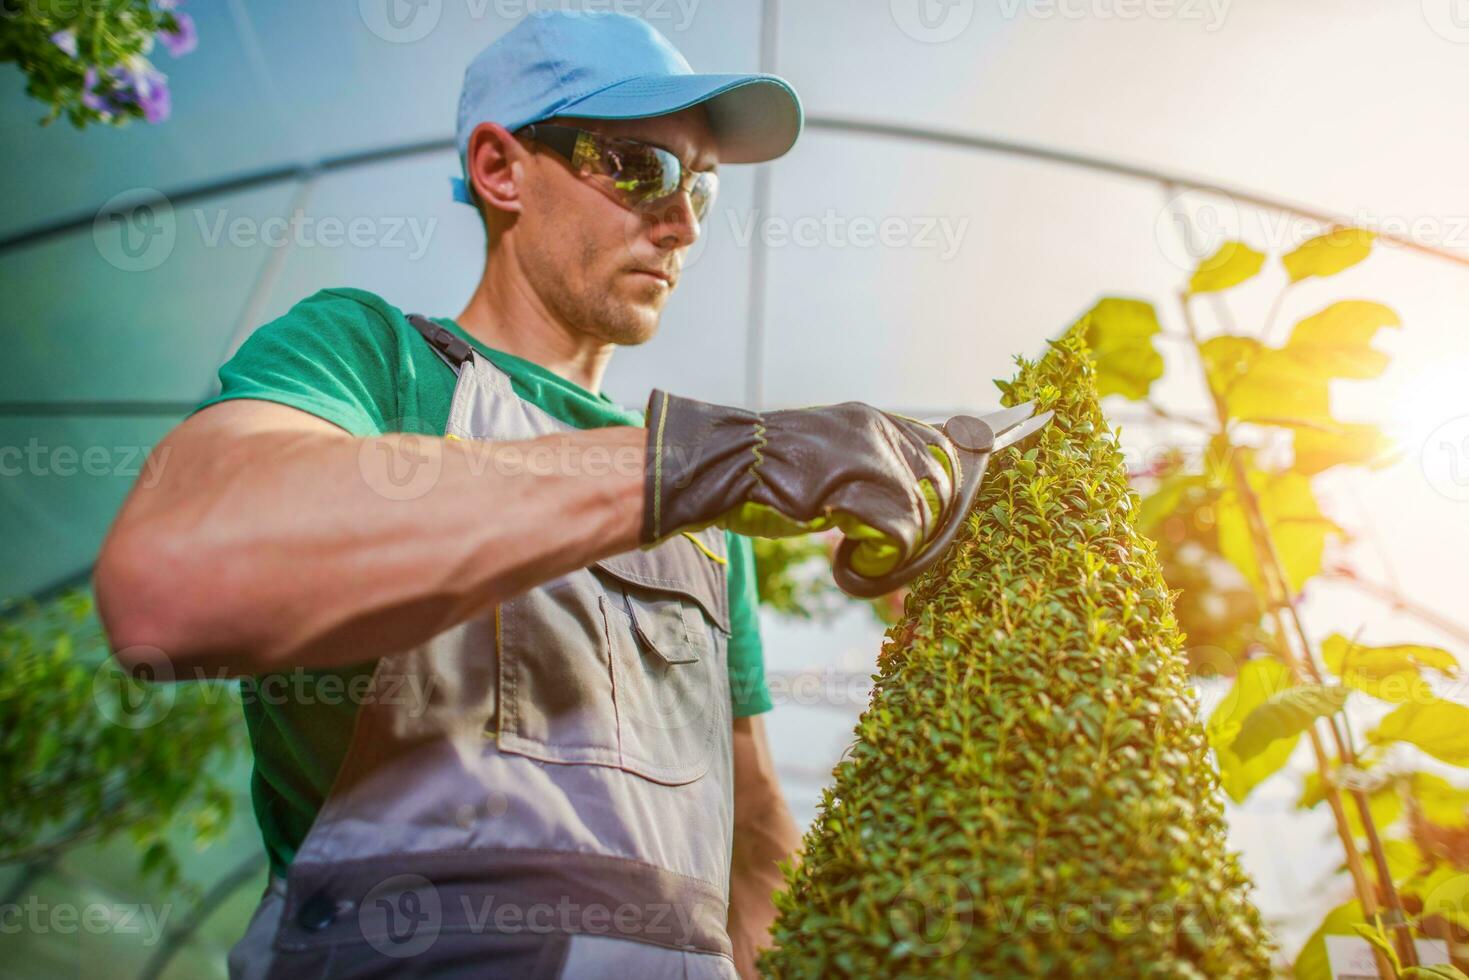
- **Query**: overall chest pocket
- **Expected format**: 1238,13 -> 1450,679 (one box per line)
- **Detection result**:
492,537 -> 730,785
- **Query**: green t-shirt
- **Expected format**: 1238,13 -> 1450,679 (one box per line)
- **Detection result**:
194,286 -> 772,876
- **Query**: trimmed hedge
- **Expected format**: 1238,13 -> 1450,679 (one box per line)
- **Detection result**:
760,325 -> 1276,978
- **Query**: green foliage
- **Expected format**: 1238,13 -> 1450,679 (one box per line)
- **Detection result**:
1228,683 -> 1348,763
760,328 -> 1275,977
1082,297 -> 1163,400
1283,229 -> 1376,284
1207,657 -> 1298,803
1086,228 -> 1469,974
0,589 -> 241,890
0,0 -> 194,128
752,534 -> 905,626
1189,241 -> 1266,294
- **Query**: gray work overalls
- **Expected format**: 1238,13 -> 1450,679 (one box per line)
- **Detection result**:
228,314 -> 738,979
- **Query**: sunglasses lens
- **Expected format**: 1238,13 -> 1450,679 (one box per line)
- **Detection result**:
572,130 -> 716,222
689,171 -> 717,222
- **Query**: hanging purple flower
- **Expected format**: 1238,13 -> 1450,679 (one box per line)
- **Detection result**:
159,12 -> 197,57
121,62 -> 172,123
80,67 -> 114,117
81,61 -> 173,124
50,29 -> 79,58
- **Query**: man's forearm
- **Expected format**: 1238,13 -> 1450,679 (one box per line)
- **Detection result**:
728,716 -> 802,977
96,402 -> 647,677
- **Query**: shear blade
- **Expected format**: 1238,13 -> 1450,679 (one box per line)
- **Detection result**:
991,408 -> 1053,452
976,401 -> 1038,439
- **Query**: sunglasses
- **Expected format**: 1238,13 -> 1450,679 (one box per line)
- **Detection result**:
517,123 -> 718,224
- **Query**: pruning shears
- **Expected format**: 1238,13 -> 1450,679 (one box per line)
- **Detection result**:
832,401 -> 1055,599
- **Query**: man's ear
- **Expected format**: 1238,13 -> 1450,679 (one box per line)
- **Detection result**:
466,122 -> 524,216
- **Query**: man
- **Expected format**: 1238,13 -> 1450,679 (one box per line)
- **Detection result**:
95,11 -> 961,979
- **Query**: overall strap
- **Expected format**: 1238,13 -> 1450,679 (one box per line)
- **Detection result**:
407,313 -> 473,371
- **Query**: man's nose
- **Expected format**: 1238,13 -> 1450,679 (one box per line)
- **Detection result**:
639,190 -> 701,250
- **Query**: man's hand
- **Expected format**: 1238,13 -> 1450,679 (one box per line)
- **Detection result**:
643,392 -> 961,576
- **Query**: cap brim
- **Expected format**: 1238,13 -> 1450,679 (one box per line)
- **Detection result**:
552,72 -> 802,164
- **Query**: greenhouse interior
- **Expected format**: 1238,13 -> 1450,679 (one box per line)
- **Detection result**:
4,1 -> 1469,977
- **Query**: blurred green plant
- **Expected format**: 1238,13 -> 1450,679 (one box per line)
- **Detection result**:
1090,228 -> 1469,976
0,0 -> 196,127
751,530 -> 907,627
761,326 -> 1276,977
0,588 -> 239,893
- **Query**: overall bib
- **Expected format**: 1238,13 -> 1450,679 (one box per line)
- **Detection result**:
228,315 -> 738,979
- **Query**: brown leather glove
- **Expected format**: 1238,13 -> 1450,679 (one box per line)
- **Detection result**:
643,391 -> 961,577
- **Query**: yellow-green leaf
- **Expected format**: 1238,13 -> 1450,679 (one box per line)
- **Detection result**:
1379,837 -> 1426,881
1369,697 -> 1469,765
1285,420 -> 1397,475
1413,865 -> 1469,930
1322,635 -> 1458,702
1081,297 -> 1164,400
1410,773 -> 1469,828
1189,240 -> 1266,294
1294,899 -> 1364,980
1200,302 -> 1399,426
1216,470 -> 1342,596
1231,683 -> 1349,761
1321,635 -> 1459,680
1208,657 -> 1298,802
1283,301 -> 1401,380
1283,227 -> 1376,283
1199,334 -> 1264,399
1135,473 -> 1207,537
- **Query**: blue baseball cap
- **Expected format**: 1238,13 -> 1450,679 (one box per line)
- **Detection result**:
452,10 -> 802,204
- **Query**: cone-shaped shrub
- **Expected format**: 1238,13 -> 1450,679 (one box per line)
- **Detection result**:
760,324 -> 1276,978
